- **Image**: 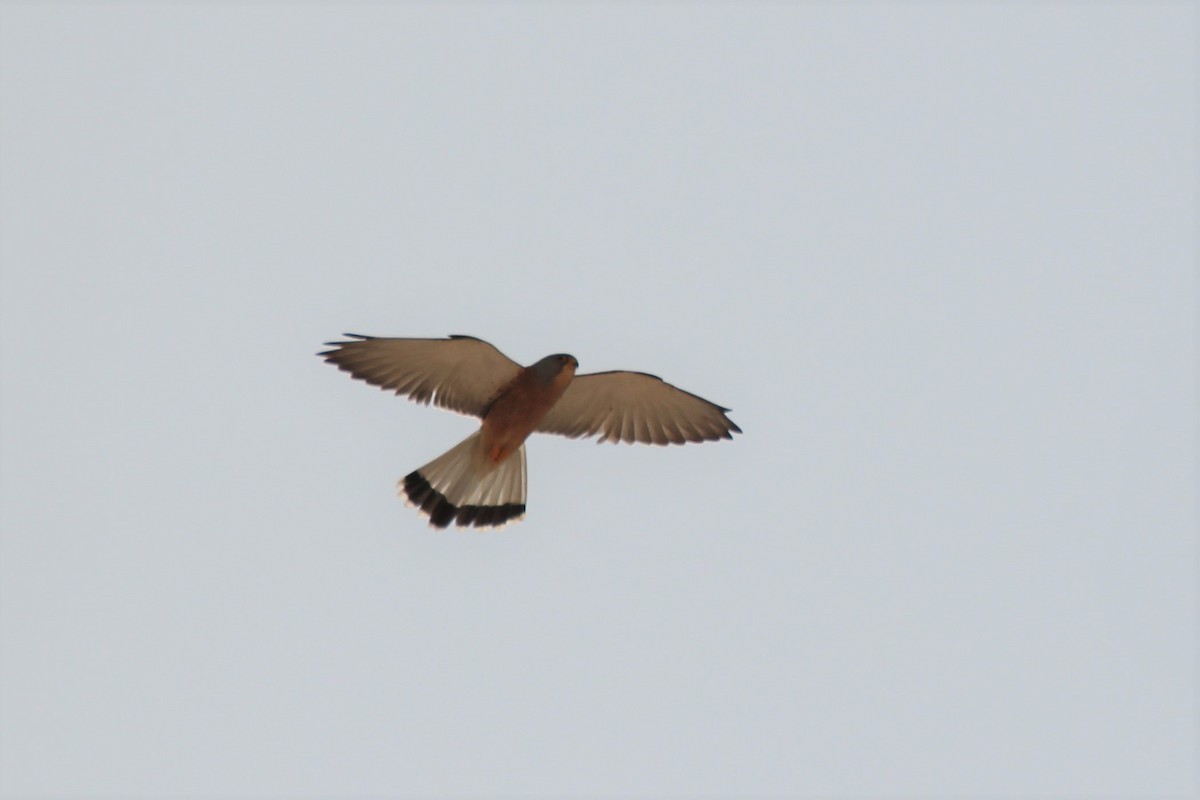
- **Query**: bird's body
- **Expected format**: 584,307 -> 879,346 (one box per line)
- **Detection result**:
320,334 -> 739,528
479,354 -> 577,465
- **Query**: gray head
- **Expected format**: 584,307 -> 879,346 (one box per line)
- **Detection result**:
528,353 -> 579,383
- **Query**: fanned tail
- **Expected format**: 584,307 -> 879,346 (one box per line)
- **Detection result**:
400,431 -> 527,529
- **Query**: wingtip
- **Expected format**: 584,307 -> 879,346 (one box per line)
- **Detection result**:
318,333 -> 377,357
319,332 -> 371,349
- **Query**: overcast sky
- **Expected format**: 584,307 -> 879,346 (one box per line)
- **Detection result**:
1,3 -> 1195,798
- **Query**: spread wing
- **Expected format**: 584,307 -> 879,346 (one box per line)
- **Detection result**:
536,371 -> 741,445
319,334 -> 522,418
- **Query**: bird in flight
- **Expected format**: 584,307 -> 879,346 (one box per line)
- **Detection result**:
320,334 -> 741,529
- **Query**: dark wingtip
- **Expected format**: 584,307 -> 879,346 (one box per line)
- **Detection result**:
319,332 -> 373,354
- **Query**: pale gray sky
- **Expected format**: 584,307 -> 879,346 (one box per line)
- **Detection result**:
1,3 -> 1196,798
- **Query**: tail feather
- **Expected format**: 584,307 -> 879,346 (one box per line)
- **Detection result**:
400,431 -> 527,529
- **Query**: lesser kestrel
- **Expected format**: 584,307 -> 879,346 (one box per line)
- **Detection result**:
321,334 -> 740,528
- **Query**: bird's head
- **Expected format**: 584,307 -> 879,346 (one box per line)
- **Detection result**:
530,353 -> 578,384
